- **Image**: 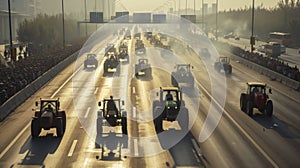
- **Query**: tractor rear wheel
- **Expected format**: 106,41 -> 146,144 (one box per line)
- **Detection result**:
153,107 -> 163,133
121,117 -> 128,135
266,100 -> 273,117
31,119 -> 41,138
240,94 -> 246,112
247,101 -> 253,116
56,118 -> 64,137
178,108 -> 189,132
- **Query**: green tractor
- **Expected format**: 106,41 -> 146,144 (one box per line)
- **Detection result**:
152,87 -> 189,133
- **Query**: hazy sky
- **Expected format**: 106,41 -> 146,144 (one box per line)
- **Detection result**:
40,0 -> 279,16
117,0 -> 278,12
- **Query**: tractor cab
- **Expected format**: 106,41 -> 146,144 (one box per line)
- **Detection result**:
175,64 -> 192,76
36,99 -> 60,115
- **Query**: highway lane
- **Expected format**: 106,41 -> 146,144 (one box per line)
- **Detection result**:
180,39 -> 300,167
0,28 -> 203,167
1,28 -> 300,168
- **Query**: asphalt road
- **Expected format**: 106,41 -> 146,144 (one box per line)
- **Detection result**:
0,27 -> 299,168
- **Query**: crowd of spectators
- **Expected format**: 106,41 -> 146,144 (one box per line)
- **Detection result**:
213,41 -> 300,82
0,41 -> 83,105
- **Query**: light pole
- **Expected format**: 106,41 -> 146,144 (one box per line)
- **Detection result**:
8,0 -> 13,52
215,0 -> 218,40
178,0 -> 180,15
202,0 -> 204,32
251,0 -> 255,53
61,0 -> 65,48
185,0 -> 187,15
194,0 -> 196,15
84,0 -> 87,38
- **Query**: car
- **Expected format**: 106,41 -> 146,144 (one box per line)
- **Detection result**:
171,64 -> 194,88
97,96 -> 127,135
240,82 -> 273,117
84,53 -> 98,69
152,87 -> 189,133
214,56 -> 232,74
31,99 -> 66,138
135,58 -> 152,78
103,54 -> 120,75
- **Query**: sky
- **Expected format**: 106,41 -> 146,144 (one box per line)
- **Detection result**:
40,0 -> 279,16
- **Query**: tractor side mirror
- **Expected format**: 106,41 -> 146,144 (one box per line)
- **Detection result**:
122,100 -> 125,106
98,102 -> 101,107
35,101 -> 38,106
269,88 -> 272,94
156,92 -> 159,96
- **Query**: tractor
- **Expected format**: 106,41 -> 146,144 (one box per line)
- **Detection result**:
214,56 -> 232,74
152,87 -> 189,133
97,96 -> 127,135
135,58 -> 152,78
31,99 -> 66,138
240,82 -> 273,117
105,43 -> 116,56
84,53 -> 98,69
118,43 -> 129,63
103,54 -> 120,75
135,39 -> 146,55
171,64 -> 194,88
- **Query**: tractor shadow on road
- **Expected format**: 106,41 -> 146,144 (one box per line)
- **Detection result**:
17,134 -> 62,166
252,113 -> 300,139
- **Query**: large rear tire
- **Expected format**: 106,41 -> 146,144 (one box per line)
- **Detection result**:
31,119 -> 41,138
247,101 -> 253,117
153,107 -> 163,133
266,100 -> 273,117
178,108 -> 189,132
56,118 -> 64,137
240,94 -> 246,112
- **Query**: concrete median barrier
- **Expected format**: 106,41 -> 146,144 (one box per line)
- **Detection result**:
0,51 -> 79,121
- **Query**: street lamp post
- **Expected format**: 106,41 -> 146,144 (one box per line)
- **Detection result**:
251,0 -> 255,53
62,0 -> 65,48
84,0 -> 88,38
185,0 -> 187,15
8,0 -> 13,52
215,0 -> 218,40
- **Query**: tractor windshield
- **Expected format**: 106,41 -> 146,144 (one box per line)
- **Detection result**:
163,90 -> 178,101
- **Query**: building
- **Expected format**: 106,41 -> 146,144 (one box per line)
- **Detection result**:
0,0 -> 41,44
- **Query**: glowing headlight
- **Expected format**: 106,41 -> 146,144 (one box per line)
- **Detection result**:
114,114 -> 117,117
167,106 -> 170,109
175,106 -> 178,109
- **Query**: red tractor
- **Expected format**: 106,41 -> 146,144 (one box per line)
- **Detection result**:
31,99 -> 66,138
240,82 -> 273,117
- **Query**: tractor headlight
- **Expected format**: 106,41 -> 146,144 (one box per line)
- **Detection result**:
167,106 -> 170,109
106,115 -> 109,118
114,114 -> 117,117
175,106 -> 178,109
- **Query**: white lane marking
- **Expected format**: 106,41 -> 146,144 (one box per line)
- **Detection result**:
68,140 -> 78,157
94,87 -> 98,95
84,107 -> 91,118
0,122 -> 31,159
132,86 -> 136,94
134,138 -> 139,157
195,80 -> 279,168
51,67 -> 81,98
